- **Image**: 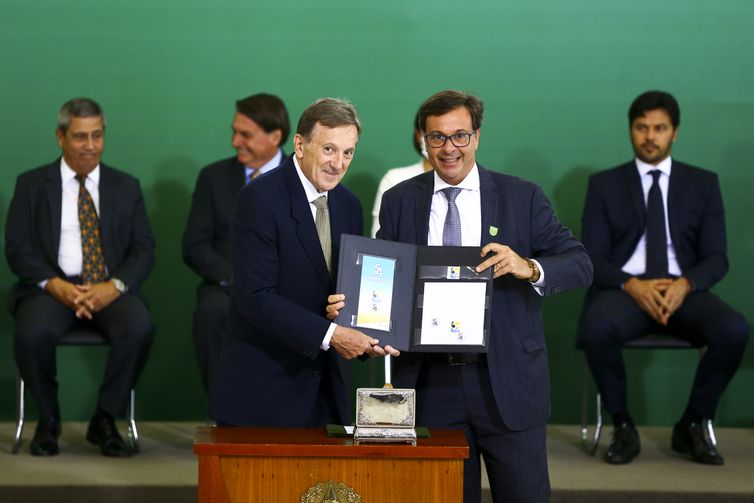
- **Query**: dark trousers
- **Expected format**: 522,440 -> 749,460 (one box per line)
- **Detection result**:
13,291 -> 154,420
192,283 -> 230,395
416,360 -> 550,503
582,289 -> 749,420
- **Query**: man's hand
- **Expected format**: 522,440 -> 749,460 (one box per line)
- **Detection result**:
623,277 -> 673,325
330,326 -> 380,360
328,298 -> 401,359
476,243 -> 533,280
658,277 -> 693,324
45,277 -> 90,317
326,293 -> 345,321
72,281 -> 121,319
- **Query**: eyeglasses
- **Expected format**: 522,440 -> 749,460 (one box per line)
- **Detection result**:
424,130 -> 477,148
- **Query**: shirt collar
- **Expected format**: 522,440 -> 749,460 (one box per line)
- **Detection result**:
292,154 -> 328,203
433,163 -> 480,193
60,157 -> 100,185
245,149 -> 283,177
635,156 -> 672,178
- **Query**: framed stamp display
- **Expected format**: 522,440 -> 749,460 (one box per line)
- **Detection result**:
335,234 -> 492,352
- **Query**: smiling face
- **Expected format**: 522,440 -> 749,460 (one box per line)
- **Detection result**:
293,122 -> 358,192
231,112 -> 282,168
424,107 -> 480,185
630,108 -> 678,165
56,116 -> 105,176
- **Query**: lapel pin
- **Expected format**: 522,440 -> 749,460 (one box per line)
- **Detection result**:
489,226 -> 499,237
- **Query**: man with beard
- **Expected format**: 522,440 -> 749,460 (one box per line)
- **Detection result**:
579,90 -> 749,465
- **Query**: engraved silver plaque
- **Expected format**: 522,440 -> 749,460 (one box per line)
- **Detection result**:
353,387 -> 417,445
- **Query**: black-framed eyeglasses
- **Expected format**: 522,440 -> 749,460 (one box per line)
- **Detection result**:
424,130 -> 477,148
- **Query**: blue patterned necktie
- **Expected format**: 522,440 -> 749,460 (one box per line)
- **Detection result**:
76,175 -> 107,284
645,170 -> 668,278
442,187 -> 462,246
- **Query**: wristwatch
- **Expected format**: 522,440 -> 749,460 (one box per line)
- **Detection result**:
111,277 -> 128,294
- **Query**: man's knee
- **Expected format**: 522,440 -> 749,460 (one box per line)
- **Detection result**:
713,310 -> 750,350
194,296 -> 229,327
581,307 -> 627,349
14,318 -> 67,354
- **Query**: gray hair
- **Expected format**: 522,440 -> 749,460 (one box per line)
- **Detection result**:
57,97 -> 106,134
296,97 -> 361,140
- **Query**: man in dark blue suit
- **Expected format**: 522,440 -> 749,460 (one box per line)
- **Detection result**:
375,91 -> 592,502
182,93 -> 289,402
579,91 -> 749,465
212,98 -> 398,427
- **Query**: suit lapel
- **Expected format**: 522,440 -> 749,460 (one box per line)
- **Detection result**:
97,164 -> 117,267
284,161 -> 331,288
328,188 -> 349,284
414,173 -> 432,246
624,162 -> 646,227
234,159 -> 246,191
44,162 -> 63,259
478,165 -> 500,247
666,160 -> 684,248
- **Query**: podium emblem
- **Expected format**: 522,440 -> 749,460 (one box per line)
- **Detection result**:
300,481 -> 361,502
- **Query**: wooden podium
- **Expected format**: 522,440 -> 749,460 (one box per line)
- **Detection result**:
194,426 -> 468,502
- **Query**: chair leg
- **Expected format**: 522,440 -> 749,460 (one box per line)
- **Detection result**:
12,374 -> 25,454
580,359 -> 602,455
127,388 -> 140,453
705,419 -> 717,447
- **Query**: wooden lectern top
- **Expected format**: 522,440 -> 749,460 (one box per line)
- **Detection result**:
194,426 -> 468,459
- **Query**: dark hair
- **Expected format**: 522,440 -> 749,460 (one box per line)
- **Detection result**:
628,91 -> 680,128
236,93 -> 291,145
57,98 -> 106,134
296,97 -> 361,140
418,90 -> 484,131
411,110 -> 422,156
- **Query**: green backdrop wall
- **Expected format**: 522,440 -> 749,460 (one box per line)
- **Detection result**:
1,0 -> 752,426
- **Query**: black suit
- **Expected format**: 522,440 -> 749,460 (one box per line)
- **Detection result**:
182,156 -> 245,394
182,155 -> 284,395
212,156 -> 363,427
5,159 -> 155,420
379,166 -> 592,503
579,160 -> 749,421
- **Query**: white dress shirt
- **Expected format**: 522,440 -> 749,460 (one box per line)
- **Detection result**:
293,155 -> 337,350
621,157 -> 682,277
59,159 -> 102,278
245,149 -> 283,182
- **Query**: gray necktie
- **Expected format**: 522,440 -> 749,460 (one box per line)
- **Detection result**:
442,187 -> 462,246
313,195 -> 332,271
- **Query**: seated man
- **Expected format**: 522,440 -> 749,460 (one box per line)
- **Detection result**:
182,93 -> 289,400
579,90 -> 749,465
5,97 -> 155,457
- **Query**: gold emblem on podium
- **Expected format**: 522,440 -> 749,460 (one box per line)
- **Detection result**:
300,481 -> 361,502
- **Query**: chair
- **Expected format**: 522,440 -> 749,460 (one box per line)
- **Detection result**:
578,333 -> 716,455
12,326 -> 139,454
